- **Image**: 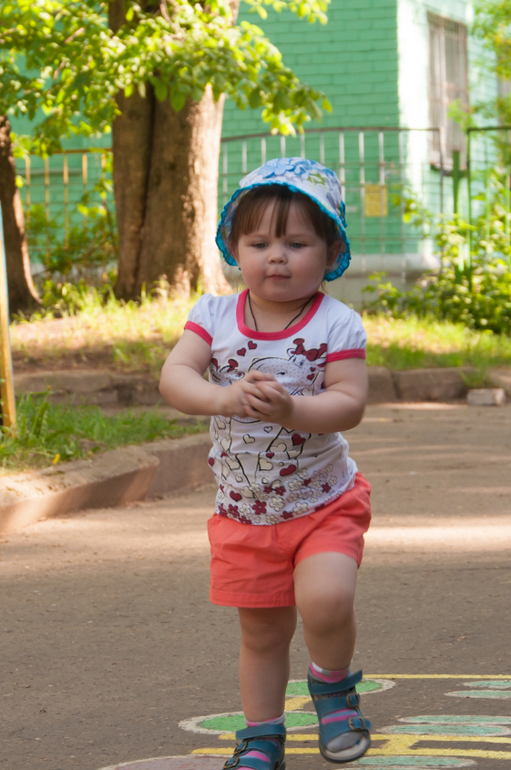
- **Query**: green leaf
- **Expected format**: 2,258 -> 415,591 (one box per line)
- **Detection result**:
249,88 -> 263,108
154,80 -> 168,101
170,89 -> 187,112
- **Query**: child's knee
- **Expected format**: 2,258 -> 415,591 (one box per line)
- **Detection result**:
239,607 -> 296,652
299,587 -> 355,633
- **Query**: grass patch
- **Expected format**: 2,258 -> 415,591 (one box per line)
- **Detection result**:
0,393 -> 207,476
12,287 -> 197,375
363,314 -> 511,371
10,285 -> 511,375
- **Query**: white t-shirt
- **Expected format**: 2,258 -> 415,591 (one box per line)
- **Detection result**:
185,289 -> 366,525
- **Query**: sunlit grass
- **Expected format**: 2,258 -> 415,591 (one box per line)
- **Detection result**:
363,314 -> 511,371
12,289 -> 196,375
0,393 -> 207,475
10,286 -> 511,375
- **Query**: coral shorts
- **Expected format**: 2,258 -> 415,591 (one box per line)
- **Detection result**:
207,472 -> 371,608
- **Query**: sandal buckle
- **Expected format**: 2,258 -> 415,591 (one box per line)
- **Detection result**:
348,716 -> 368,732
347,692 -> 360,708
223,758 -> 239,769
233,740 -> 248,755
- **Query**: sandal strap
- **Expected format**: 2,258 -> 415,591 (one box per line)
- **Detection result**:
223,723 -> 286,770
235,724 -> 286,741
307,669 -> 371,752
312,691 -> 362,719
318,715 -> 371,747
307,669 -> 363,698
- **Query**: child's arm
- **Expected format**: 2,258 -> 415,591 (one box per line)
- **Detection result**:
159,330 -> 272,417
241,358 -> 368,433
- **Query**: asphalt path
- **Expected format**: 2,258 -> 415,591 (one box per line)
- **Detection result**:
1,403 -> 510,770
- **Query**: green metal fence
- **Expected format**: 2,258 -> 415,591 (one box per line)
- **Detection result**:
19,126 -> 450,289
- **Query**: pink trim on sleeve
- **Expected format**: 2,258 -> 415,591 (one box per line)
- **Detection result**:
184,321 -> 213,346
326,349 -> 366,362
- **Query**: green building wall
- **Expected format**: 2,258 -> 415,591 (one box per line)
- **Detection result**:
222,0 -> 400,137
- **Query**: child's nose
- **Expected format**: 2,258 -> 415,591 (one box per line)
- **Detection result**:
268,243 -> 287,262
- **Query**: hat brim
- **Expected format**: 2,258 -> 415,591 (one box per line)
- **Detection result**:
215,180 -> 351,282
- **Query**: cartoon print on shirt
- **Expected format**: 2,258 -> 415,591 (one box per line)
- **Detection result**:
248,338 -> 327,396
208,339 -> 335,523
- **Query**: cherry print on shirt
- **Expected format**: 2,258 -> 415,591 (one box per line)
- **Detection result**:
207,337 -> 334,523
291,338 -> 328,362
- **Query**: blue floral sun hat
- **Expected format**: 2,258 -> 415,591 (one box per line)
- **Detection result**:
216,157 -> 350,281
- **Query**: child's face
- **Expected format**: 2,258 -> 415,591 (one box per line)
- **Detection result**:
232,200 -> 339,303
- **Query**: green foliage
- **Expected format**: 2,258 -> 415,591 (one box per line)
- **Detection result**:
0,0 -> 331,152
364,169 -> 511,335
472,1 -> 511,126
27,203 -> 118,280
0,391 -> 206,472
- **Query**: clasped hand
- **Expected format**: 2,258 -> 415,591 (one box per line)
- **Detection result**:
218,370 -> 293,425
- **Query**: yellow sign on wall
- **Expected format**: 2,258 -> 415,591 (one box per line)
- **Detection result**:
365,184 -> 388,217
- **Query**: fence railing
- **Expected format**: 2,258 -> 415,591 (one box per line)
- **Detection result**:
19,126 -> 455,287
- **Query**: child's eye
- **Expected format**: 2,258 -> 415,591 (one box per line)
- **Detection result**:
252,241 -> 267,249
290,242 -> 305,249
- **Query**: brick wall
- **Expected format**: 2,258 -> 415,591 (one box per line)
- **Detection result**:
222,0 -> 400,137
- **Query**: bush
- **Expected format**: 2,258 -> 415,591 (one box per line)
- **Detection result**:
364,169 -> 511,335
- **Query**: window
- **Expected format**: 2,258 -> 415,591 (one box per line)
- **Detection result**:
428,12 -> 469,168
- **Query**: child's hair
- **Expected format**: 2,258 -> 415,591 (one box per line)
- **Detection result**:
229,185 -> 341,249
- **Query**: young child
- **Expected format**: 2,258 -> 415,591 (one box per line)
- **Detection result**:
160,157 -> 372,768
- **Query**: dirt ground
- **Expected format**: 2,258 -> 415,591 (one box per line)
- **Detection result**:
1,402 -> 510,770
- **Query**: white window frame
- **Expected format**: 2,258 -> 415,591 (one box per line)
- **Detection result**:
428,12 -> 469,169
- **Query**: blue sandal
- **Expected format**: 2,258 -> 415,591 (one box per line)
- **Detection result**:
308,669 -> 371,763
223,723 -> 286,770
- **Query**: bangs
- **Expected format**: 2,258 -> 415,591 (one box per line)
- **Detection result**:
229,185 -> 339,247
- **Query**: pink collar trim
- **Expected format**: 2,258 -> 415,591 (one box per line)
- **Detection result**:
236,289 -> 324,340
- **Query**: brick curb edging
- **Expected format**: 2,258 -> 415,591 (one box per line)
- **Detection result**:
2,366 -> 510,535
14,366 -> 511,407
0,434 -> 212,535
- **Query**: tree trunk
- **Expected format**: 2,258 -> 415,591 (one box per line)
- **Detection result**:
110,0 -> 232,299
135,87 -> 230,296
0,116 -> 40,314
111,88 -> 155,298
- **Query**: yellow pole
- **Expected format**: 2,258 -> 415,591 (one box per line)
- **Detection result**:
0,202 -> 16,431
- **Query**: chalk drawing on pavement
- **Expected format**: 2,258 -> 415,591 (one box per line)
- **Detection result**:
446,681 -> 511,699
178,678 -> 392,735
380,715 -> 511,737
348,758 -> 475,768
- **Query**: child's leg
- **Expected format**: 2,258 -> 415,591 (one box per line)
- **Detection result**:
238,606 -> 297,722
294,552 -> 370,762
294,552 -> 357,669
223,608 -> 295,770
